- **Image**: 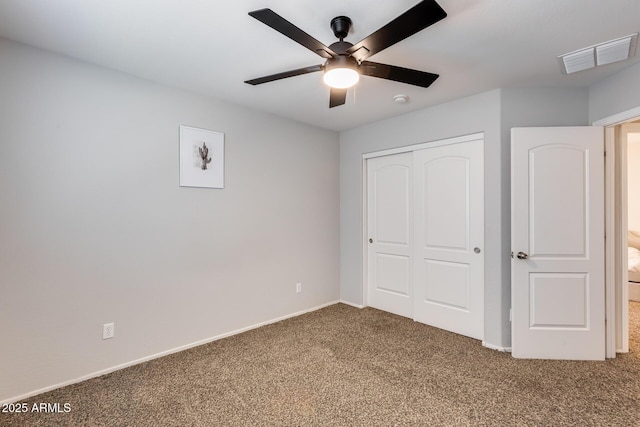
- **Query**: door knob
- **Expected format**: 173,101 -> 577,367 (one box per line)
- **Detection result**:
516,251 -> 529,260
369,238 -> 373,243
474,247 -> 481,254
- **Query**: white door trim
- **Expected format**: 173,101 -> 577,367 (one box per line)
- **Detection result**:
361,132 -> 485,311
618,125 -> 631,353
362,132 -> 484,160
593,106 -> 640,127
604,126 -> 616,358
361,157 -> 368,307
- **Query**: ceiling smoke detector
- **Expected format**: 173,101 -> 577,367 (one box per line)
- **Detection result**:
559,33 -> 638,74
393,94 -> 409,104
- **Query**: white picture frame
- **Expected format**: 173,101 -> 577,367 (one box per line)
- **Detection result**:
179,125 -> 224,189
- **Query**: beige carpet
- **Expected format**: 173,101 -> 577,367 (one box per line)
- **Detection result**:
2,302 -> 639,426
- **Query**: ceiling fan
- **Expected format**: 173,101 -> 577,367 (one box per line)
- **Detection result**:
245,0 -> 447,108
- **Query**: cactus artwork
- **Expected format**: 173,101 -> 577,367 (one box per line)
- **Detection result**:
180,126 -> 224,188
198,142 -> 212,170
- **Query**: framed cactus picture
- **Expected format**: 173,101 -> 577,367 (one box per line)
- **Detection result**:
179,125 -> 224,189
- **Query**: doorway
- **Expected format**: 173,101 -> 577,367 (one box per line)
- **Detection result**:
595,108 -> 640,357
616,122 -> 640,353
627,124 -> 640,306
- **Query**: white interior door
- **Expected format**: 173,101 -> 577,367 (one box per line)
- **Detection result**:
413,140 -> 484,340
511,126 -> 605,360
367,153 -> 413,318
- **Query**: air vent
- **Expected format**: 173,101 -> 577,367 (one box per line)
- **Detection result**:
562,48 -> 596,74
596,37 -> 633,66
559,33 -> 638,74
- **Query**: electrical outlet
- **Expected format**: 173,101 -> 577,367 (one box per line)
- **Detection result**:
102,322 -> 115,340
296,282 -> 302,293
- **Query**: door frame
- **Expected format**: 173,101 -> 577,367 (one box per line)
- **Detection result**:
594,106 -> 640,357
615,123 -> 640,353
361,132 -> 484,309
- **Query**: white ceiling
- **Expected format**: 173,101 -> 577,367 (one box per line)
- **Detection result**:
0,0 -> 638,131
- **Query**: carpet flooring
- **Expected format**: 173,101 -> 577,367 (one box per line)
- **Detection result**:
2,302 -> 639,426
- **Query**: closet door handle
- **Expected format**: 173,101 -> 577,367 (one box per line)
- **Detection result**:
369,238 -> 373,243
516,251 -> 529,260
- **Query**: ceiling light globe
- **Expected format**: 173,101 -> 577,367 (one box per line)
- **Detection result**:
323,68 -> 360,89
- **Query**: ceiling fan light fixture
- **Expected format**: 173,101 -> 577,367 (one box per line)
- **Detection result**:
323,56 -> 360,89
324,67 -> 360,89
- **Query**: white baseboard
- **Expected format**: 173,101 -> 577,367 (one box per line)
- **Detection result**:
2,300 -> 340,405
482,341 -> 512,352
339,300 -> 365,309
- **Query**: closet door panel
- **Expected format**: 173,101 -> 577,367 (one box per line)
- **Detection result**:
367,152 -> 413,318
413,140 -> 484,340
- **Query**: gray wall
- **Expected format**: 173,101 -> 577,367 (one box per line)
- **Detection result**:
589,62 -> 640,123
0,39 -> 340,402
340,90 -> 505,348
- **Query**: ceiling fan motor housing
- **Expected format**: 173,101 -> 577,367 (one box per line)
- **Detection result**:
328,40 -> 355,56
324,54 -> 359,72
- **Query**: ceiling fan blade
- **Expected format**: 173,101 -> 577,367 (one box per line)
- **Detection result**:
360,61 -> 439,88
249,9 -> 337,59
245,65 -> 323,85
347,0 -> 446,62
329,88 -> 347,108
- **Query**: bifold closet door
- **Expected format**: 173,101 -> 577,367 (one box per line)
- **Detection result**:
366,152 -> 413,318
412,140 -> 484,340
